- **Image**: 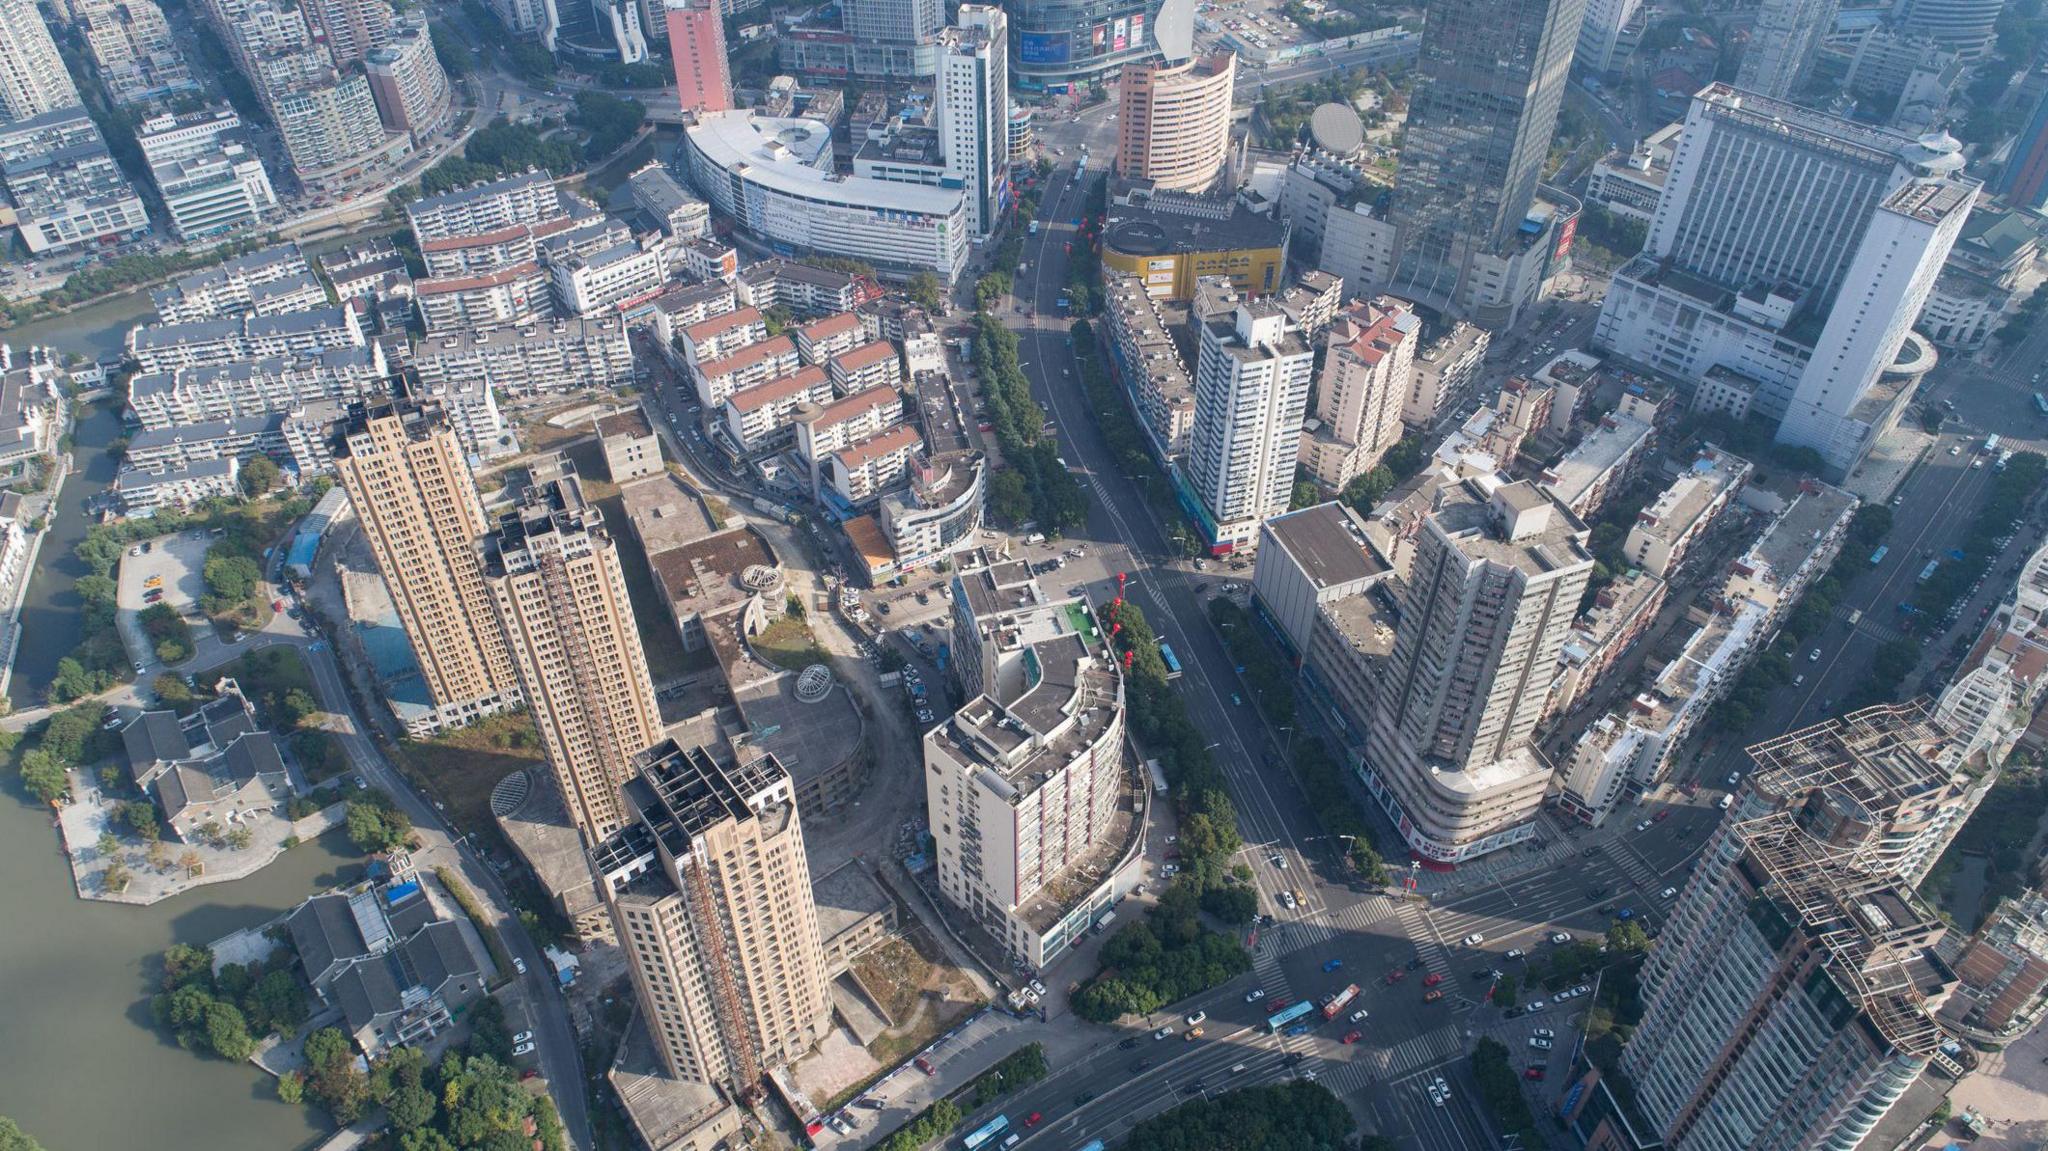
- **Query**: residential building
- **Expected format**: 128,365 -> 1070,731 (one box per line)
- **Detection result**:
124,414 -> 278,471
1935,537 -> 2048,766
794,387 -> 904,489
935,6 -> 1008,238
1383,0 -> 1582,326
1403,320 -> 1489,428
1185,300 -> 1314,552
733,259 -> 876,315
1998,82 -> 2048,211
364,21 -> 452,143
1102,271 -> 1195,460
593,741 -> 832,1095
1736,0 -> 1832,99
1621,445 -> 1751,577
302,0 -> 392,65
331,392 -> 520,731
127,348 -> 385,429
1251,500 -> 1389,658
826,341 -> 902,395
682,111 -> 969,283
1583,123 -> 1678,223
664,0 -> 731,112
879,448 -> 984,572
691,335 -> 801,408
822,424 -> 921,504
1576,0 -> 1640,72
414,263 -> 556,332
1595,86 -> 1975,480
0,0 -> 79,121
650,284 -> 739,361
929,554 -> 1129,969
115,456 -> 240,511
1363,478 -> 1594,862
148,242 -> 313,322
0,105 -> 149,253
1298,296 -> 1420,492
1846,28 -> 1960,133
627,163 -> 710,238
416,216 -> 589,278
679,237 -> 738,283
1546,567 -> 1666,722
1945,890 -> 2048,1036
1099,182 -> 1288,301
407,170 -> 568,244
146,129 -> 276,240
841,0 -> 942,77
1894,0 -> 2004,58
722,365 -> 834,452
1116,52 -> 1236,194
285,878 -> 483,1057
1538,410 -> 1653,519
128,307 -> 366,374
1622,812 -> 1954,1150
597,408 -> 663,482
411,318 -> 634,398
482,460 -> 663,841
551,240 -> 668,315
76,0 -> 197,106
674,307 -> 767,365
791,312 -> 864,364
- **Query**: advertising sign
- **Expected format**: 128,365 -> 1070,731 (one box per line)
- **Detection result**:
1112,17 -> 1128,50
1093,22 -> 1107,54
1019,31 -> 1071,63
1130,12 -> 1145,49
1553,213 -> 1578,262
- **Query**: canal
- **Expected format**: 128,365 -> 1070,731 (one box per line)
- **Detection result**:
0,289 -> 363,1151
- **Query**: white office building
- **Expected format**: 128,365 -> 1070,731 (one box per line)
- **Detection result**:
1184,300 -> 1314,552
935,6 -> 1007,239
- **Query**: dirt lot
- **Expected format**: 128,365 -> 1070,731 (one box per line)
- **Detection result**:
753,615 -> 833,673
855,927 -> 987,1069
390,711 -> 547,838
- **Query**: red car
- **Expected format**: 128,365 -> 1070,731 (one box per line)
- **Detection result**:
1652,809 -> 1672,822
914,1057 -> 936,1076
1525,1067 -> 1545,1081
1025,1113 -> 1043,1128
1266,996 -> 1292,1013
1341,1030 -> 1362,1045
1423,989 -> 1444,1003
1422,972 -> 1444,987
1386,968 -> 1407,984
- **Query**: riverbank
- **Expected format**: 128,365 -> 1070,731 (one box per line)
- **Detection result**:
58,776 -> 350,905
0,444 -> 70,699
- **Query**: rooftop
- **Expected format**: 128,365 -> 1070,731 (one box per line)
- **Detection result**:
1429,477 -> 1595,576
1746,699 -> 1959,821
696,335 -> 798,380
682,306 -> 764,343
1262,501 -> 1385,590
687,111 -> 963,217
811,860 -> 894,948
597,407 -> 654,440
617,473 -> 719,553
726,365 -> 829,414
1102,189 -> 1287,258
1630,446 -> 1752,546
832,424 -> 922,470
1728,479 -> 1859,604
1540,413 -> 1653,510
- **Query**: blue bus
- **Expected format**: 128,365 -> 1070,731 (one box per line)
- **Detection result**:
1266,1000 -> 1316,1032
963,1115 -> 1010,1150
1159,643 -> 1184,680
1869,545 -> 1888,566
1076,1143 -> 1106,1151
2035,393 -> 2048,415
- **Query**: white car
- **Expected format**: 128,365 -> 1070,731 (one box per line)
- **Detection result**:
1461,933 -> 1485,946
1528,1036 -> 1554,1051
1572,984 -> 1591,998
1185,1011 -> 1207,1027
1427,1082 -> 1446,1107
1154,1026 -> 1175,1040
1549,932 -> 1570,945
1635,820 -> 1653,832
513,1031 -> 534,1045
1349,1008 -> 1369,1023
1532,1028 -> 1555,1039
513,957 -> 527,976
512,1042 -> 535,1056
1270,853 -> 1289,869
1245,988 -> 1266,1003
1527,1000 -> 1548,1013
1660,886 -> 1679,900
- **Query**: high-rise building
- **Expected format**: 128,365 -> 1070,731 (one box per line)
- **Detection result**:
664,0 -> 731,113
937,6 -> 1008,238
76,0 -> 199,106
593,740 -> 832,1096
1388,0 -> 1585,322
1363,477 -> 1593,862
1116,51 -> 1236,193
270,71 -> 404,186
1735,0 -> 1834,99
0,0 -> 80,122
1622,812 -> 1954,1150
1596,84 -> 1976,479
480,460 -> 662,841
1996,83 -> 2048,211
1894,0 -> 2005,59
1007,0 -> 1166,91
331,392 -> 520,730
840,0 -> 942,77
1574,0 -> 1639,72
1298,296 -> 1420,492
364,21 -> 453,143
303,0 -> 393,64
0,105 -> 151,252
1185,300 -> 1314,551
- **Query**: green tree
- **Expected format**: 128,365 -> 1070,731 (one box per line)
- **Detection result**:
388,1082 -> 438,1132
346,799 -> 410,852
153,672 -> 195,707
0,1116 -> 47,1151
906,270 -> 946,312
1340,465 -> 1397,513
18,749 -> 68,804
278,688 -> 317,730
1199,883 -> 1259,923
202,554 -> 261,602
276,1070 -> 305,1104
239,455 -> 280,497
40,702 -> 109,764
205,1000 -> 257,1060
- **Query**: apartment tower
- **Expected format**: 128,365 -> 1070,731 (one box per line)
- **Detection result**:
1116,51 -> 1237,193
1364,478 -> 1593,862
593,741 -> 831,1096
663,0 -> 731,113
331,392 -> 519,729
839,0 -> 942,76
1298,295 -> 1420,492
1735,0 -> 1833,99
1623,812 -> 1954,1150
303,0 -> 394,64
936,6 -> 1008,238
0,0 -> 80,122
1185,300 -> 1315,551
480,458 -> 662,841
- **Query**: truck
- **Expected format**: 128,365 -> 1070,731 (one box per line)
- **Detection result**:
1321,983 -> 1362,1020
1147,758 -> 1170,795
1847,609 -> 1863,626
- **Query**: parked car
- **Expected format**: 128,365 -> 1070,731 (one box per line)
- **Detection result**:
512,1042 -> 535,1056
1529,1037 -> 1554,1050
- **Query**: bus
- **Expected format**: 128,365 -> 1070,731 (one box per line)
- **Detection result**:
1919,560 -> 1940,583
963,1116 -> 1010,1151
1159,643 -> 1184,680
1076,1143 -> 1106,1151
1869,545 -> 1889,566
1984,434 -> 2001,455
1267,1000 -> 1316,1032
2035,392 -> 2048,415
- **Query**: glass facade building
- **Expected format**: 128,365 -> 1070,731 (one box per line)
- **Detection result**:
1008,0 -> 1161,90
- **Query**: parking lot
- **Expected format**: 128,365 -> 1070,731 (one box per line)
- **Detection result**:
115,530 -> 213,673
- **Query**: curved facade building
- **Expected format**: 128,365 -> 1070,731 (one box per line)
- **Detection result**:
1895,0 -> 2006,58
1116,51 -> 1236,192
1010,0 -> 1161,90
681,111 -> 970,283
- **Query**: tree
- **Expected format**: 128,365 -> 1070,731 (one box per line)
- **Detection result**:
347,796 -> 412,852
1607,919 -> 1650,953
987,467 -> 1033,525
178,849 -> 203,876
1200,883 -> 1259,924
245,968 -> 307,1034
102,855 -> 132,893
121,800 -> 161,841
153,673 -> 194,707
18,749 -> 68,804
41,702 -> 110,765
226,825 -> 253,850
202,554 -> 261,602
239,455 -> 280,497
0,1116 -> 47,1151
304,1026 -> 370,1122
278,688 -> 317,730
276,1070 -> 305,1104
205,1000 -> 257,1060
388,1082 -> 438,1132
906,270 -> 946,312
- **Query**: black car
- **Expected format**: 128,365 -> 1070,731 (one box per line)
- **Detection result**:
1183,1081 -> 1206,1096
1129,1060 -> 1151,1074
1281,1053 -> 1304,1066
1074,1092 -> 1096,1106
1118,1037 -> 1139,1050
1405,957 -> 1426,970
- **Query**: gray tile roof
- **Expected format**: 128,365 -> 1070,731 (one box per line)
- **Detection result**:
403,920 -> 478,994
288,894 -> 369,985
122,710 -> 191,773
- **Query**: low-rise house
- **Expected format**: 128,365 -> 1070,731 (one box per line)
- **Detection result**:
285,876 -> 485,1056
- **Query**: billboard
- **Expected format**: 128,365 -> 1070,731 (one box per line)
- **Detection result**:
1113,17 -> 1128,50
1020,31 -> 1071,63
1553,213 -> 1578,262
1093,22 -> 1107,54
1130,12 -> 1145,49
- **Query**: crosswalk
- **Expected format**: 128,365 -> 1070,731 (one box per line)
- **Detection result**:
1313,1023 -> 1467,1095
1283,896 -> 1402,952
1601,839 -> 1660,891
1834,602 -> 1905,644
1396,901 -> 1452,978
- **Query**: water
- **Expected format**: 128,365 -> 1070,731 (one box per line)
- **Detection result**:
0,301 -> 362,1151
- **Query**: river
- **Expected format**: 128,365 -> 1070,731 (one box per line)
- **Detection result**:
0,292 -> 361,1151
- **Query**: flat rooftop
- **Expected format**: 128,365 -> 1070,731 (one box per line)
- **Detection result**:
617,473 -> 719,553
1746,699 -> 1956,815
1430,477 -> 1595,576
1263,501 -> 1384,590
1731,480 -> 1858,600
1103,193 -> 1287,258
1319,589 -> 1398,659
811,860 -> 893,948
597,407 -> 654,440
1631,447 -> 1750,546
1541,414 -> 1652,510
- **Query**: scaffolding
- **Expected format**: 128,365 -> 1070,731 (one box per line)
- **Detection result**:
682,843 -> 763,1100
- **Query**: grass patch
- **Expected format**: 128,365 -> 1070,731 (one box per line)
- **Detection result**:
390,710 -> 545,838
752,615 -> 829,672
434,865 -> 516,983
851,935 -> 933,1023
212,645 -> 314,722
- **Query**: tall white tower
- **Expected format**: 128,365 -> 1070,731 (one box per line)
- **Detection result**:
937,4 -> 1007,238
1186,300 -> 1314,551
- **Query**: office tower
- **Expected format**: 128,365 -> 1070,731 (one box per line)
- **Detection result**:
841,0 -> 942,77
303,0 -> 394,64
1596,84 -> 1975,480
1996,84 -> 2048,210
1185,301 -> 1313,551
364,22 -> 453,143
1116,51 -> 1236,193
1733,700 -> 1976,884
480,460 -> 662,841
1736,0 -> 1834,99
1365,478 -> 1593,862
664,0 -> 731,112
1893,0 -> 2005,58
0,0 -> 79,122
1007,0 -> 1168,91
331,393 -> 519,729
930,549 -> 1127,969
1388,0 -> 1585,320
593,741 -> 831,1095
1298,296 -> 1420,492
937,6 -> 1007,238
1574,0 -> 1639,72
1623,812 -> 1953,1150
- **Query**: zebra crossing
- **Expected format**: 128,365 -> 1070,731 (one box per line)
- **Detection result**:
1601,840 -> 1661,891
1314,1024 -> 1467,1095
1396,901 -> 1452,976
1281,897 -> 1402,952
1834,602 -> 1905,644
